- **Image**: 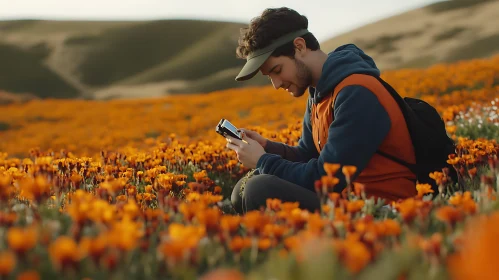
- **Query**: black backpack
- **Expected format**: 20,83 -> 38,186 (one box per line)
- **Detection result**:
371,75 -> 460,194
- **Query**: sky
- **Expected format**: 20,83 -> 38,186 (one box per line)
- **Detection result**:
0,0 -> 441,41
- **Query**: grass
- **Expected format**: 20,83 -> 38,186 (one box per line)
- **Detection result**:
397,55 -> 437,70
446,33 -> 499,62
0,121 -> 10,131
360,30 -> 423,55
0,19 -> 40,32
119,25 -> 245,85
168,67 -> 269,94
426,0 -> 494,13
72,20 -> 246,86
0,43 -> 79,98
433,26 -> 467,42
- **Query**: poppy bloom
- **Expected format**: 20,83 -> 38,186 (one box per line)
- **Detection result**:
416,183 -> 434,198
48,236 -> 82,271
7,226 -> 37,255
0,250 -> 16,277
323,163 -> 341,177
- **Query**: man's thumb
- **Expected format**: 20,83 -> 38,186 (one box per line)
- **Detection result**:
241,131 -> 251,143
240,131 -> 247,139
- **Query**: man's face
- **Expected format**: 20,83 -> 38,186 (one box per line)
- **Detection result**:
260,55 -> 313,98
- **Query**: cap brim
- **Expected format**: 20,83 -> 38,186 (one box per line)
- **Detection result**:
235,51 -> 272,81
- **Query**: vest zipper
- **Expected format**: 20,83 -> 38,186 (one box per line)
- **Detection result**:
314,106 -> 320,150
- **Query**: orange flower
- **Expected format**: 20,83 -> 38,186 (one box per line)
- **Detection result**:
157,240 -> 192,265
449,192 -> 477,215
18,176 -> 51,203
0,250 -> 16,277
435,206 -> 463,226
393,198 -> 420,223
48,236 -> 82,270
323,163 -> 341,177
353,182 -> 365,197
328,193 -> 341,204
243,210 -> 271,236
333,238 -> 371,273
447,156 -> 461,165
106,217 -> 144,251
429,171 -> 446,185
419,233 -> 443,257
283,236 -> 299,251
447,212 -> 499,280
195,207 -> 222,233
342,165 -> 357,178
346,200 -> 365,214
262,224 -> 289,241
0,173 -> 14,201
220,216 -> 241,235
322,176 -> 340,188
7,226 -> 38,255
16,270 -> 40,280
79,235 -> 107,263
467,167 -> 477,178
446,125 -> 457,134
0,212 -> 17,227
70,172 -> 83,188
416,183 -> 434,198
266,198 -> 282,211
258,238 -> 273,251
378,219 -> 401,237
229,236 -> 252,253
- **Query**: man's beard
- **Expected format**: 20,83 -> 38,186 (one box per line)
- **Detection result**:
292,58 -> 313,97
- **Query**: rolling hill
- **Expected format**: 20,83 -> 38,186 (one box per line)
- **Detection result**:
0,0 -> 498,100
320,0 -> 499,70
0,19 -> 269,99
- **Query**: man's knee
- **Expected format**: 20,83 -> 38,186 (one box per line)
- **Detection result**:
231,170 -> 264,213
243,174 -> 275,198
231,174 -> 275,213
231,178 -> 244,214
241,174 -> 278,212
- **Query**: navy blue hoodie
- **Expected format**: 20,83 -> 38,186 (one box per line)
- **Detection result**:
256,44 -> 392,192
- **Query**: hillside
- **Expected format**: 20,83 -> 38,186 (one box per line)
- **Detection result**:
0,19 -> 269,100
0,0 -> 498,100
320,0 -> 499,70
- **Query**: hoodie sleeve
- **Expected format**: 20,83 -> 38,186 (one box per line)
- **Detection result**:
263,97 -> 320,162
255,85 -> 391,192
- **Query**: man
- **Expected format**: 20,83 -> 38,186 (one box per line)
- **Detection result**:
226,7 -> 417,214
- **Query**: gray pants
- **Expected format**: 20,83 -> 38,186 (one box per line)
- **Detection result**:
230,169 -> 321,214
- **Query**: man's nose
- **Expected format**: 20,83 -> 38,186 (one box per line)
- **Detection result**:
271,78 -> 282,90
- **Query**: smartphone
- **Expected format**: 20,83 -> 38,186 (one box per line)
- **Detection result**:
216,118 -> 242,140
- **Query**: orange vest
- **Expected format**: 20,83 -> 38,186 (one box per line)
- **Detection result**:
311,74 -> 417,203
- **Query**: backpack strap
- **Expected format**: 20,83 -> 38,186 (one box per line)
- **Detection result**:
331,74 -> 418,175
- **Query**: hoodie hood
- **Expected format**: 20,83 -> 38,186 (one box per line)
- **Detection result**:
309,44 -> 380,104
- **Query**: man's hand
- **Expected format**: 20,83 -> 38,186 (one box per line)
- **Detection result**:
226,131 -> 266,169
237,129 -> 268,149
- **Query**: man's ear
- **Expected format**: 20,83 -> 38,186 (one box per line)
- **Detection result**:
293,37 -> 307,55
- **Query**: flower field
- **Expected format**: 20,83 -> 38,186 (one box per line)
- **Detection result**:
0,55 -> 499,279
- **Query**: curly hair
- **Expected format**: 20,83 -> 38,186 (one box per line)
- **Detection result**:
236,7 -> 320,60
